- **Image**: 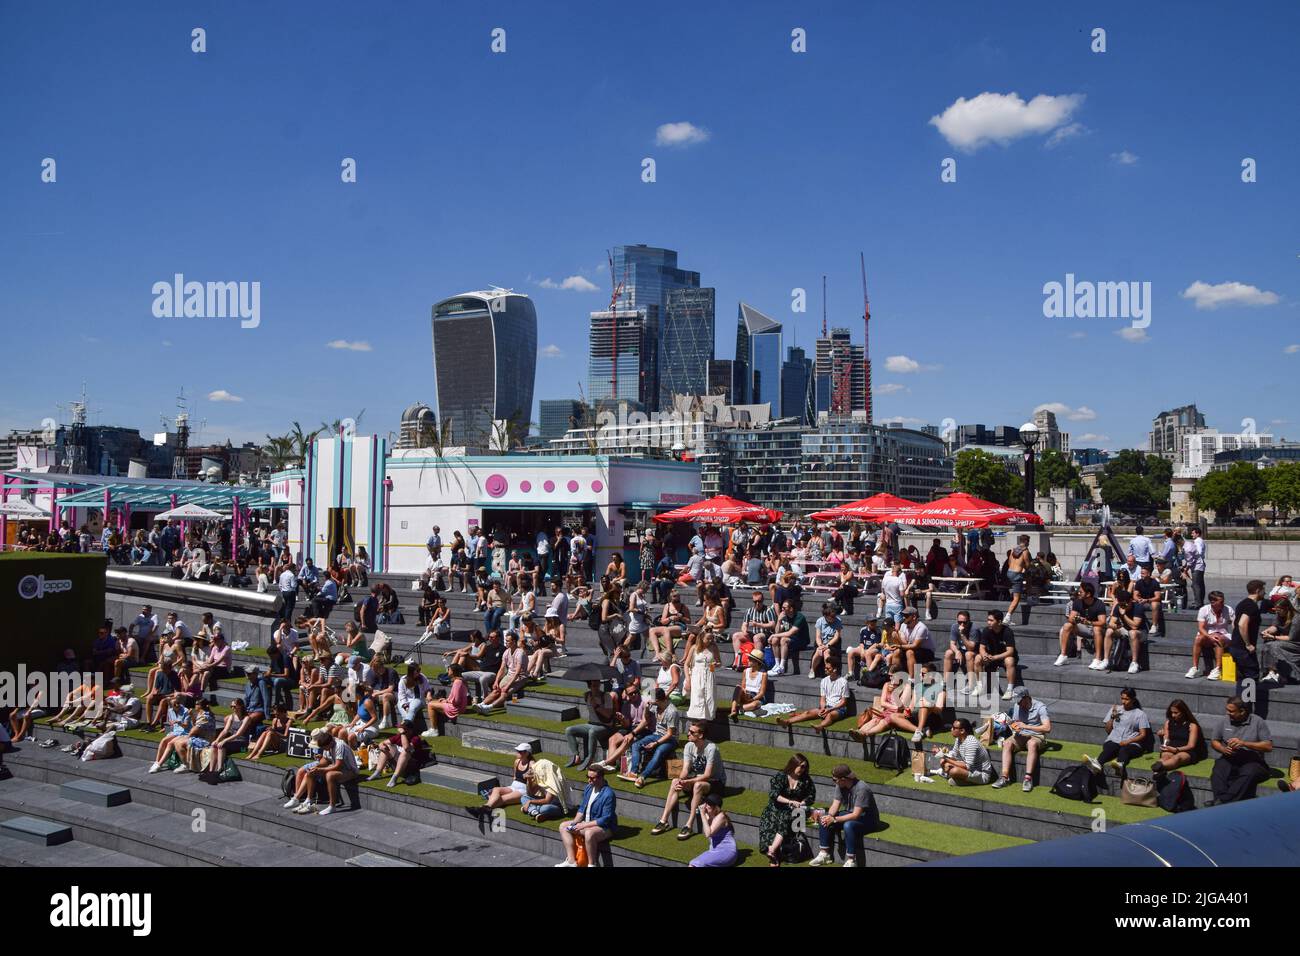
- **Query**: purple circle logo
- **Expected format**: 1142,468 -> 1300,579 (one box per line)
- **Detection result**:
591,480 -> 604,493
485,474 -> 508,498
543,480 -> 555,493
567,480 -> 580,493
520,480 -> 532,493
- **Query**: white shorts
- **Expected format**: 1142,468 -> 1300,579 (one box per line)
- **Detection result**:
348,723 -> 378,743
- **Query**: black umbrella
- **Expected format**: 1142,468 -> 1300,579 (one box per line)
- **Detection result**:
562,662 -> 621,682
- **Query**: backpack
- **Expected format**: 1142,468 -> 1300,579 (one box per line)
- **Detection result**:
1156,771 -> 1195,813
859,661 -> 888,689
280,766 -> 297,798
1051,763 -> 1103,802
874,732 -> 911,771
1107,634 -> 1131,671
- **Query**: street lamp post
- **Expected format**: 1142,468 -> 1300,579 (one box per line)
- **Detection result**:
1019,422 -> 1041,516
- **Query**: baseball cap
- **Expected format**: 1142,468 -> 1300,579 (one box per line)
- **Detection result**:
514,742 -> 533,754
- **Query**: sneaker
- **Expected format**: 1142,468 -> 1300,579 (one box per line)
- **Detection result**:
676,826 -> 693,841
991,776 -> 1010,789
1084,755 -> 1102,774
39,739 -> 58,749
554,859 -> 577,867
911,730 -> 923,744
1184,666 -> 1200,679
1002,688 -> 1014,700
386,777 -> 399,789
1207,667 -> 1221,681
283,797 -> 300,809
1261,672 -> 1280,684
378,717 -> 392,730
1127,662 -> 1140,675
1148,625 -> 1158,634
767,665 -> 784,677
741,711 -> 758,719
808,850 -> 832,866
294,802 -> 317,815
807,670 -> 816,679
947,776 -> 959,787
650,821 -> 671,835
420,729 -> 438,738
318,805 -> 335,816
173,764 -> 190,774
1053,654 -> 1069,667
916,774 -> 935,784
842,858 -> 857,867
1022,776 -> 1034,792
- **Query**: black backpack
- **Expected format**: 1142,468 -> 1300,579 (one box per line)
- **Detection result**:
1051,763 -> 1103,802
280,767 -> 296,798
1156,771 -> 1195,813
1108,634 -> 1132,670
874,732 -> 910,771
859,661 -> 888,689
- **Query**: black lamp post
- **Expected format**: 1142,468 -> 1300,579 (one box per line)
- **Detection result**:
1019,422 -> 1040,516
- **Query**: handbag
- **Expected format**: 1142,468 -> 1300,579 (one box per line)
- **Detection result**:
1121,777 -> 1158,807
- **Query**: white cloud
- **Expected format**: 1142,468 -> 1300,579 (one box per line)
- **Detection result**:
207,389 -> 243,403
540,344 -> 563,359
1067,331 -> 1086,340
875,383 -> 907,396
1116,327 -> 1149,343
929,91 -> 1085,152
1035,402 -> 1097,422
1075,433 -> 1110,443
884,355 -> 940,373
1045,122 -> 1088,149
1285,344 -> 1300,355
655,121 -> 710,147
882,416 -> 928,427
1181,281 -> 1280,310
162,340 -> 173,348
1111,150 -> 1140,166
538,275 -> 599,292
326,339 -> 372,352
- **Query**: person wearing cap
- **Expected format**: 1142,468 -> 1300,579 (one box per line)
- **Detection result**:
991,688 -> 1052,791
729,649 -> 769,722
892,606 -> 935,679
283,727 -> 358,816
688,794 -> 738,868
809,765 -> 879,867
473,743 -> 542,814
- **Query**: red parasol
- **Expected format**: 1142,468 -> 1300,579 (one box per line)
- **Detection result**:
652,494 -> 783,525
885,492 -> 1043,529
808,493 -> 916,523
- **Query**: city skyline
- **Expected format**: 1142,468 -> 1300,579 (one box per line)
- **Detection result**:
3,1 -> 1297,451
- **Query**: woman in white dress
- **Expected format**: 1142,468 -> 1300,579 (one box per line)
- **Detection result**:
685,629 -> 718,721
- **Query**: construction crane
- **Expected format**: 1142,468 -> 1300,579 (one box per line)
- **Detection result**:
606,249 -> 628,404
861,251 -> 873,425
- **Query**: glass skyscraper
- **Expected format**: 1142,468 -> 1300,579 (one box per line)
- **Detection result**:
735,303 -> 783,411
660,287 -> 715,407
609,245 -> 701,412
431,290 -> 537,445
781,345 -> 814,425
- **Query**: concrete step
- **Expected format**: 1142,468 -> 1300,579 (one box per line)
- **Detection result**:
0,815 -> 73,847
0,831 -> 162,867
418,763 -> 500,795
59,779 -> 132,808
461,728 -> 543,756
505,698 -> 579,721
346,851 -> 419,867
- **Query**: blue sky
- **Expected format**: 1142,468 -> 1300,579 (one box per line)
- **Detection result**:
2,0 -> 1297,452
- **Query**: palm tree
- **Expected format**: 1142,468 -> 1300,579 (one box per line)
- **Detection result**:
288,421 -> 321,464
260,435 -> 296,472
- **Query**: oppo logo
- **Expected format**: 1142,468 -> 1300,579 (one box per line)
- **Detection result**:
18,574 -> 73,599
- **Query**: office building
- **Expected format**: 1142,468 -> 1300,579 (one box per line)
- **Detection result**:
538,400 -> 591,442
1149,404 -> 1206,464
707,359 -> 738,404
1033,408 -> 1070,454
610,245 -> 701,413
1180,429 -> 1274,478
734,303 -> 783,410
588,309 -> 658,412
800,421 -> 950,514
432,290 -> 538,446
781,346 -> 814,426
659,287 -> 715,407
813,327 -> 867,416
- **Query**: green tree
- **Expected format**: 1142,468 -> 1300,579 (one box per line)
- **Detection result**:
1265,461 -> 1300,518
260,435 -> 295,471
1191,462 -> 1268,519
1103,449 -> 1148,479
1100,472 -> 1158,514
1035,448 -> 1081,496
954,449 -> 1017,505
